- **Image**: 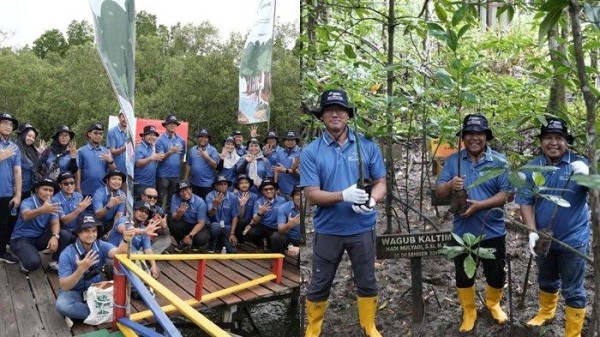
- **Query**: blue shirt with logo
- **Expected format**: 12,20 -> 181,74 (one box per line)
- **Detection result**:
266,145 -> 283,166
107,125 -> 127,173
106,216 -> 152,250
438,147 -> 511,240
92,186 -> 125,224
156,132 -> 186,178
58,239 -> 114,291
52,191 -> 84,232
234,190 -> 257,224
0,138 -> 21,197
43,151 -> 74,176
515,151 -> 590,249
134,141 -> 158,186
11,195 -> 59,240
277,200 -> 301,241
253,195 -> 287,230
20,155 -> 34,193
77,143 -> 111,196
205,191 -> 239,229
272,146 -> 301,196
300,128 -> 386,236
187,144 -> 220,187
170,193 -> 208,226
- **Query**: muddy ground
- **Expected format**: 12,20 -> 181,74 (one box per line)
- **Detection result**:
299,157 -> 596,337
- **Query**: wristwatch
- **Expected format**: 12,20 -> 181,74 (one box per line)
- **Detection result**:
53,234 -> 60,240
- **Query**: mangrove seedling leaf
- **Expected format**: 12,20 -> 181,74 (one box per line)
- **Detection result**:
464,254 -> 476,279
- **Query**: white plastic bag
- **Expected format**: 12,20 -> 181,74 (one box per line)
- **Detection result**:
83,281 -> 114,325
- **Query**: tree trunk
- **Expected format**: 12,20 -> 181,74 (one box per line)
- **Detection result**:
384,0 -> 395,234
546,23 -> 567,114
568,2 -> 599,335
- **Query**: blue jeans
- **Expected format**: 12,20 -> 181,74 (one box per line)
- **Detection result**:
537,244 -> 589,308
55,290 -> 90,320
208,222 -> 237,253
307,229 -> 378,301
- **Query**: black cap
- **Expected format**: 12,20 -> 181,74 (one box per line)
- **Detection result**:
223,136 -> 235,145
133,200 -> 154,218
246,138 -> 262,149
212,175 -> 232,189
52,125 -> 75,140
76,213 -> 103,233
312,89 -> 355,118
87,122 -> 104,133
235,174 -> 254,189
161,114 -> 181,126
176,180 -> 192,193
538,117 -> 574,144
17,122 -> 38,137
291,185 -> 302,197
0,112 -> 19,131
103,170 -> 127,184
258,178 -> 279,192
32,177 -> 58,192
231,130 -> 243,136
196,128 -> 211,139
139,125 -> 159,137
283,130 -> 300,142
456,114 -> 494,140
57,172 -> 75,184
266,131 -> 278,139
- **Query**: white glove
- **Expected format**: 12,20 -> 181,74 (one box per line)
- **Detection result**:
342,184 -> 369,204
352,198 -> 376,214
528,232 -> 539,257
570,161 -> 589,175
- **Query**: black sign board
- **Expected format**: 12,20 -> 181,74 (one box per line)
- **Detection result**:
376,231 -> 452,259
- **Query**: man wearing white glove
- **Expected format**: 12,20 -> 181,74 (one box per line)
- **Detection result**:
516,116 -> 590,336
300,89 -> 386,337
435,114 -> 512,332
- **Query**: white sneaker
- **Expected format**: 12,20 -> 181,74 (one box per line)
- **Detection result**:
48,261 -> 59,273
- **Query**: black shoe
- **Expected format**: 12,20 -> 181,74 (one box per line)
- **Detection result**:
19,264 -> 30,274
0,252 -> 18,264
174,243 -> 190,253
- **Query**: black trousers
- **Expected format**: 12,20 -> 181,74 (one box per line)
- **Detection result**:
0,196 -> 17,255
454,234 -> 506,288
168,218 -> 210,247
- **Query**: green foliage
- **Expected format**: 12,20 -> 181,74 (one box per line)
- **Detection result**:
1,16 -> 300,149
441,232 -> 496,279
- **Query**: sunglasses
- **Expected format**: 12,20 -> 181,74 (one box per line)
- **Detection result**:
62,181 -> 75,186
144,194 -> 158,199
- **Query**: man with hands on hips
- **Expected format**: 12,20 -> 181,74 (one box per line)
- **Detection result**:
517,117 -> 590,337
300,88 -> 386,337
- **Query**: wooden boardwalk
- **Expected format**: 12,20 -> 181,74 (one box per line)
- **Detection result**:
0,245 -> 300,336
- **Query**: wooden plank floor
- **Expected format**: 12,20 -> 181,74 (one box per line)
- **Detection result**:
0,244 -> 299,336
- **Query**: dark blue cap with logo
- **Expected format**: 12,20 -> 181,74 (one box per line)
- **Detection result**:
456,114 -> 494,140
312,89 -> 355,119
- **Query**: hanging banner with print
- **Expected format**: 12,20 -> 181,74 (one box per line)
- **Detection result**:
237,0 -> 276,124
89,0 -> 136,217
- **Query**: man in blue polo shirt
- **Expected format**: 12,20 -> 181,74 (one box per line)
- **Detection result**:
55,214 -> 135,321
76,122 -> 117,197
169,180 -> 210,252
107,111 -> 128,174
156,114 -> 186,208
436,114 -> 511,332
271,130 -> 301,197
272,185 -> 302,254
134,125 -> 164,198
300,89 -> 386,337
52,172 -> 92,243
263,131 -> 282,166
93,170 -> 126,234
517,117 -> 590,336
233,174 -> 257,242
0,112 -> 22,264
185,128 -> 219,199
244,179 -> 286,251
10,177 -> 71,273
141,187 -> 171,254
206,175 -> 239,253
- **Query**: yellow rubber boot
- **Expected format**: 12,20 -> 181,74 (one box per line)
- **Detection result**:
305,300 -> 327,337
457,286 -> 477,332
357,296 -> 382,337
485,284 -> 508,325
526,290 -> 559,326
564,306 -> 585,337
